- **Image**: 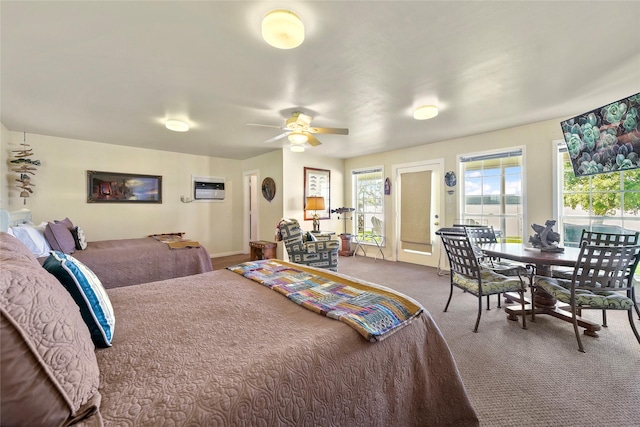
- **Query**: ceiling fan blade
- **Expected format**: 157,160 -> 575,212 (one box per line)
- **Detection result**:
247,123 -> 288,130
306,134 -> 322,147
264,132 -> 289,143
309,127 -> 349,135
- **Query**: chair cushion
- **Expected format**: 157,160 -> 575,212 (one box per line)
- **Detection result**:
535,277 -> 634,310
452,270 -> 524,296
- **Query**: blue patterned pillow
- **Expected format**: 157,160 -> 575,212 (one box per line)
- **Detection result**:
43,251 -> 115,347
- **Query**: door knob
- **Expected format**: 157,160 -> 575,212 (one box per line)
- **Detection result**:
434,222 -> 440,226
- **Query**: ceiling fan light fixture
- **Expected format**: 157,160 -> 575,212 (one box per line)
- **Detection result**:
413,105 -> 439,120
290,145 -> 305,153
165,119 -> 189,132
262,9 -> 304,49
288,131 -> 308,144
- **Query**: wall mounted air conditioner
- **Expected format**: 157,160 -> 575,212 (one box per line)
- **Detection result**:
193,176 -> 225,201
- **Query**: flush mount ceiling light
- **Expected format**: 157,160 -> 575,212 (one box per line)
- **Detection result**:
413,105 -> 439,120
290,145 -> 305,153
262,9 -> 305,49
165,119 -> 189,132
288,131 -> 308,144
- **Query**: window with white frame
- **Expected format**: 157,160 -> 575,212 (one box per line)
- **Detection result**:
352,167 -> 384,243
459,149 -> 524,241
554,141 -> 640,247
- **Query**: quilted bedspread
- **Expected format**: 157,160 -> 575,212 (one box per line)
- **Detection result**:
88,269 -> 479,426
227,259 -> 423,342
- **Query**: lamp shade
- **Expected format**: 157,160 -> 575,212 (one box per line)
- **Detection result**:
305,196 -> 325,211
262,9 -> 305,49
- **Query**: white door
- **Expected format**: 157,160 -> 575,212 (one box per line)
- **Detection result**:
243,171 -> 258,253
394,160 -> 443,267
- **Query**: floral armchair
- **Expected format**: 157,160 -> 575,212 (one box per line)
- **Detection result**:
276,218 -> 339,271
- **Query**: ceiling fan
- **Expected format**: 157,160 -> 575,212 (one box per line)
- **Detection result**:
247,111 -> 349,147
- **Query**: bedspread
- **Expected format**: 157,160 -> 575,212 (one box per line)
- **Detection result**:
89,268 -> 479,426
53,237 -> 212,289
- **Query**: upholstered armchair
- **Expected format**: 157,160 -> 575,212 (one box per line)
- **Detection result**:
277,218 -> 339,271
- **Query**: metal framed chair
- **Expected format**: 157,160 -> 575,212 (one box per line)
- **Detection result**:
440,232 -> 528,332
464,225 -> 534,309
552,230 -> 640,322
535,242 -> 640,352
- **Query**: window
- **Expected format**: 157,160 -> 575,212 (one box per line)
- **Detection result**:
459,149 -> 524,241
555,142 -> 640,247
352,167 -> 384,243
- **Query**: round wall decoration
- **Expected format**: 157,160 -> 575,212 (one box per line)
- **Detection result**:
261,177 -> 276,201
445,171 -> 457,187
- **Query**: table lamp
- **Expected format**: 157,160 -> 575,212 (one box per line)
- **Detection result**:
305,196 -> 325,232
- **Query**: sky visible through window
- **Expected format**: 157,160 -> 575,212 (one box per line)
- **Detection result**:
464,166 -> 522,198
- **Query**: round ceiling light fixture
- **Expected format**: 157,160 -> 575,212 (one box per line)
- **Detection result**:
413,105 -> 439,120
290,145 -> 305,153
165,119 -> 189,132
262,9 -> 305,49
288,131 -> 308,144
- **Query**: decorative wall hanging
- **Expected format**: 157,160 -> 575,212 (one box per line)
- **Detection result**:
261,177 -> 276,201
87,171 -> 162,203
445,171 -> 457,195
303,167 -> 330,220
384,177 -> 391,195
10,132 -> 40,205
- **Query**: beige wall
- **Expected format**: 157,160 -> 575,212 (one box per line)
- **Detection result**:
344,117 -> 564,261
1,128 -> 244,257
2,118 -> 565,262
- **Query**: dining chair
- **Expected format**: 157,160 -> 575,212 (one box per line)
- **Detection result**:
464,225 -> 534,309
534,242 -> 640,352
440,232 -> 528,332
552,230 -> 640,322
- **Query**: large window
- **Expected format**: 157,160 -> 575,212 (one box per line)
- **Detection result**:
459,149 -> 524,241
555,142 -> 640,247
352,167 -> 384,243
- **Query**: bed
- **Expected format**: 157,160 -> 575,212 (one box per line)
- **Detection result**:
0,208 -> 212,288
0,231 -> 479,426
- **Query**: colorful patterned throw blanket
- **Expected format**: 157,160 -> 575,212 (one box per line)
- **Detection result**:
227,259 -> 424,342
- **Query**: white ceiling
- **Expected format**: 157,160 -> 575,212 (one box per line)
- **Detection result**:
2,1 -> 639,160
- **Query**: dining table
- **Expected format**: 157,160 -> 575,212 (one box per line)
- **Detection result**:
480,242 -> 602,336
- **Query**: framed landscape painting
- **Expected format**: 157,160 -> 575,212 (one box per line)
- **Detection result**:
87,170 -> 162,203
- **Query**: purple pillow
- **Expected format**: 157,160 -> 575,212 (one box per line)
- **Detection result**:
44,222 -> 76,254
54,217 -> 75,230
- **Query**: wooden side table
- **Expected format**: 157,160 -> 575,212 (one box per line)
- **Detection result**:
249,240 -> 277,260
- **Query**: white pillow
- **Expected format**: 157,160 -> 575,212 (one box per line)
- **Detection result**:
9,222 -> 52,257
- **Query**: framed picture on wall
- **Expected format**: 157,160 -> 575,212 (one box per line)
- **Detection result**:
303,167 -> 330,220
87,170 -> 162,203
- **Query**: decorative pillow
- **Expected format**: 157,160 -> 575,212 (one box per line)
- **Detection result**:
0,233 -> 101,426
43,251 -> 115,347
7,223 -> 52,257
71,226 -> 88,250
44,222 -> 76,254
54,217 -> 75,230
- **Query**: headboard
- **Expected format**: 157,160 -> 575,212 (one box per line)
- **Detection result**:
0,208 -> 33,232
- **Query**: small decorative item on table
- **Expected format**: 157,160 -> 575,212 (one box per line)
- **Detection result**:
249,240 -> 277,260
529,220 -> 564,252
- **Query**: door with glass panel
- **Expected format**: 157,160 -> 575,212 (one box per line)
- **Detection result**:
394,161 -> 443,267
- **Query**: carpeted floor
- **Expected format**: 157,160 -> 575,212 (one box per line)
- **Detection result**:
211,254 -> 640,426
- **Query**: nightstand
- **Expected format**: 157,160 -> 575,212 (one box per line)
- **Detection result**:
249,240 -> 277,260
